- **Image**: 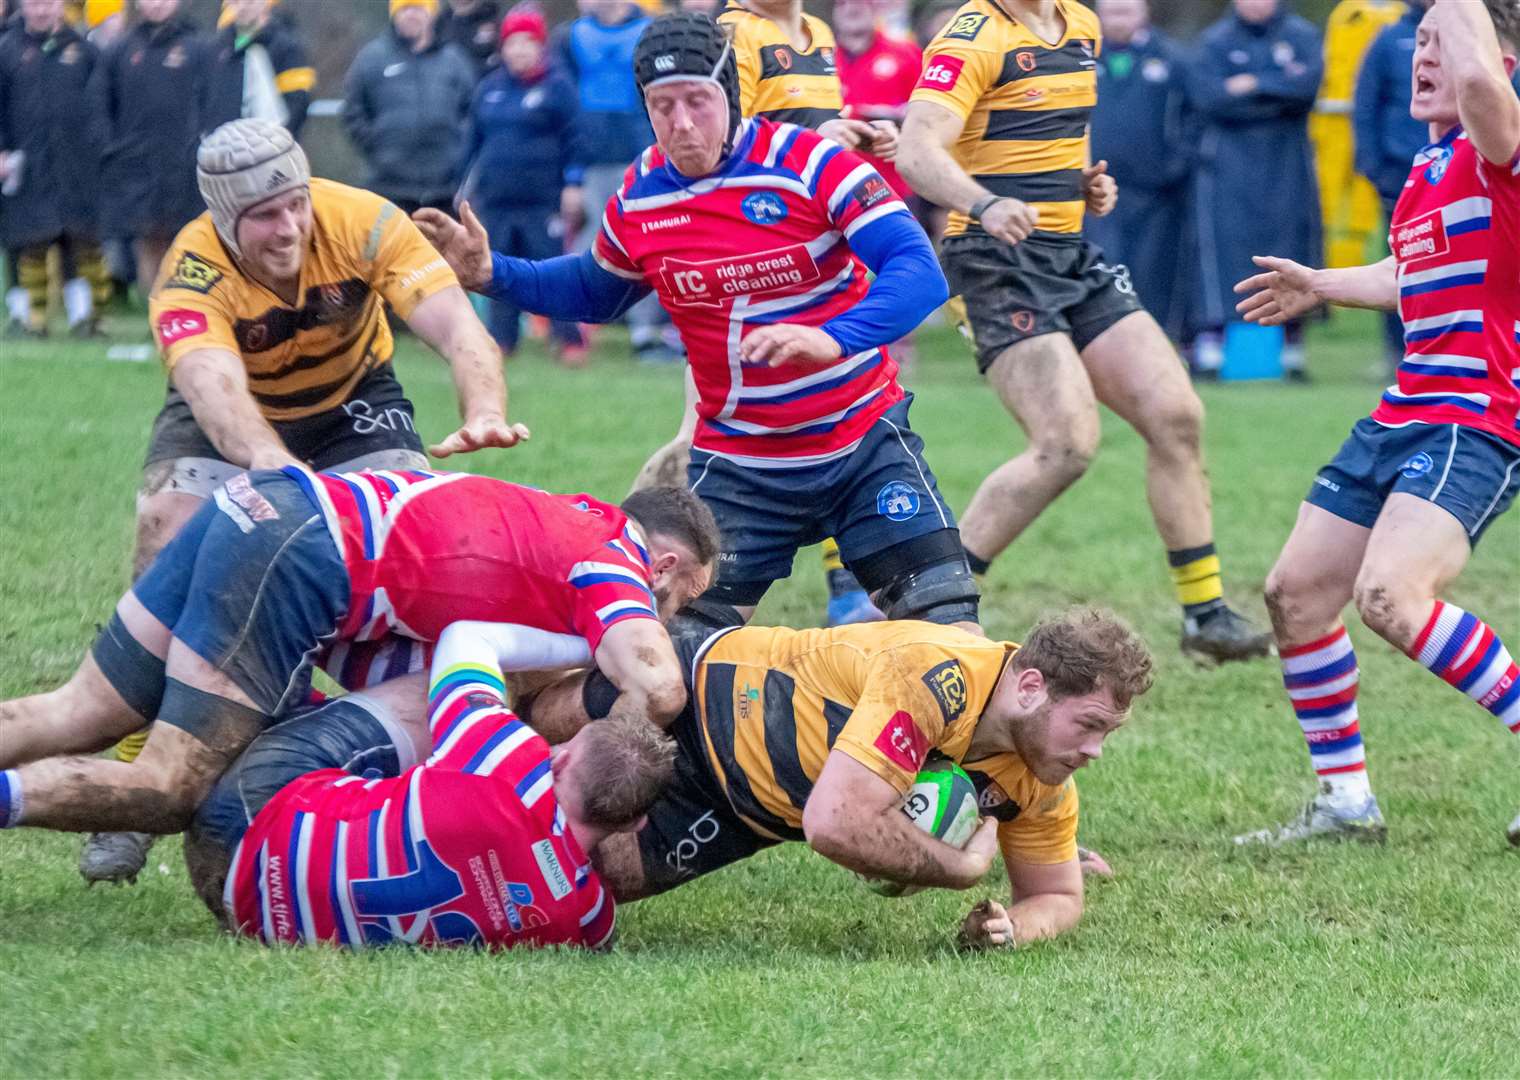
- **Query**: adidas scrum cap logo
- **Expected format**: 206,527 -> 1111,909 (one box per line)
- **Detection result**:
266,168 -> 291,191
654,54 -> 675,72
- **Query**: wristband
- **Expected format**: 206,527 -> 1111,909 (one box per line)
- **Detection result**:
968,195 -> 1003,224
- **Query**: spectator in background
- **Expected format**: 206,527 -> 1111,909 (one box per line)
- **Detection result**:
94,0 -> 208,301
1354,0 -> 1428,374
1311,0 -> 1404,271
344,0 -> 475,216
436,0 -> 500,73
1188,0 -> 1323,380
0,0 -> 109,337
1087,0 -> 1193,343
555,0 -> 679,364
834,0 -> 920,201
458,9 -> 585,363
204,0 -> 312,137
82,0 -> 124,45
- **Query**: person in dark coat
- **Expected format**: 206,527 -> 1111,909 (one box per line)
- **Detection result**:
1188,0 -> 1323,379
458,8 -> 584,361
0,0 -> 109,336
1087,0 -> 1193,343
343,0 -> 476,215
435,0 -> 500,74
93,0 -> 208,299
202,0 -> 312,137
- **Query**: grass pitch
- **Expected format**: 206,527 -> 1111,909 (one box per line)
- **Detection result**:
2,312 -> 1516,1078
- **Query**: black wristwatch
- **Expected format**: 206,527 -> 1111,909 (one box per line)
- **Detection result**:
968,195 -> 1004,223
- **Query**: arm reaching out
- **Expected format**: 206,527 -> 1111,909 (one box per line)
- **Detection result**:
802,751 -> 999,890
1234,254 -> 1397,324
957,856 -> 1084,949
171,348 -> 300,471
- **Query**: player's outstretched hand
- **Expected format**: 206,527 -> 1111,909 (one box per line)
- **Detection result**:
413,201 -> 493,291
741,324 -> 844,367
982,197 -> 1040,247
957,898 -> 1015,950
428,414 -> 531,458
1082,160 -> 1117,218
1233,254 -> 1321,325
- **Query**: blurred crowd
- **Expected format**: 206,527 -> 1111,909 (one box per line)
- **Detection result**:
1,0 -> 1506,373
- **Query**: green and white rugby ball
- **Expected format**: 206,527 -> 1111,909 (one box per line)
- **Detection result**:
864,753 -> 980,898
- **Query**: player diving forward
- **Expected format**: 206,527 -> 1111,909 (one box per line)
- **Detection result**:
184,621 -> 672,950
896,0 -> 1271,662
0,470 -> 717,840
416,13 -> 982,637
518,610 -> 1154,947
1233,0 -> 1520,845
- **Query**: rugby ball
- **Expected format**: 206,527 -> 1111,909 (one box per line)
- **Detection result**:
863,753 -> 980,898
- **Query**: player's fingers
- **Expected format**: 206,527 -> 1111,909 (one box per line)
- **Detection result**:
1233,272 -> 1274,294
1234,290 -> 1271,314
1251,254 -> 1294,273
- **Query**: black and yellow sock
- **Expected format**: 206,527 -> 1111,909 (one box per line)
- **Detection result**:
1168,543 -> 1225,623
114,728 -> 150,764
822,538 -> 866,597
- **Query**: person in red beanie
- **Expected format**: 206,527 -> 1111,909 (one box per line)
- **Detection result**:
456,9 -> 587,363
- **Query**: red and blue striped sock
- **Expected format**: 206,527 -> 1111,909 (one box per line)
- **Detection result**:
0,769 -> 22,828
1282,625 -> 1371,804
1410,602 -> 1520,735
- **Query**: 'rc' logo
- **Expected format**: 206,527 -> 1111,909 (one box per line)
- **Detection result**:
1400,451 -> 1434,479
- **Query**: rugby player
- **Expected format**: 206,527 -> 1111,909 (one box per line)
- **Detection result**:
417,14 -> 981,637
182,621 -> 672,950
896,0 -> 1272,663
1232,0 -> 1520,846
0,470 -> 717,841
522,608 -> 1153,947
83,116 -> 530,881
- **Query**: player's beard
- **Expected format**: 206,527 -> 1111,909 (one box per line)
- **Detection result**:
1009,702 -> 1071,786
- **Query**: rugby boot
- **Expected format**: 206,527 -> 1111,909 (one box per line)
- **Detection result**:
1233,793 -> 1387,847
78,831 -> 157,885
1180,604 -> 1273,664
1507,810 -> 1519,848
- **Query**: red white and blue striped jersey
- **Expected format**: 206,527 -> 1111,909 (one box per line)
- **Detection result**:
1375,127 -> 1520,447
225,650 -> 616,950
593,118 -> 909,468
284,466 -> 659,653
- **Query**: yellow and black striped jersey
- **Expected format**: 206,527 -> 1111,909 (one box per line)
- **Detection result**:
909,0 -> 1099,237
718,0 -> 844,127
148,179 -> 457,422
691,621 -> 1079,867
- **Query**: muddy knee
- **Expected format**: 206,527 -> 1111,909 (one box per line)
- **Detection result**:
1031,432 -> 1098,489
1352,569 -> 1422,649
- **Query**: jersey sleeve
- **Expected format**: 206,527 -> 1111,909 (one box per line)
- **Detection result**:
998,776 -> 1079,866
565,537 -> 660,655
828,644 -> 966,794
365,199 -> 460,319
424,622 -> 552,782
147,247 -> 241,372
577,868 -> 617,951
813,143 -> 911,241
720,12 -> 762,115
908,20 -> 1002,122
591,177 -> 644,282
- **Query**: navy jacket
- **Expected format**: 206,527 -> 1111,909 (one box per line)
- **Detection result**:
1091,27 -> 1191,193
460,66 -> 579,212
0,23 -> 105,246
436,0 -> 502,74
93,16 -> 210,237
552,10 -> 654,176
343,30 -> 477,207
203,16 -> 312,138
1352,8 -> 1425,203
1188,8 -> 1324,327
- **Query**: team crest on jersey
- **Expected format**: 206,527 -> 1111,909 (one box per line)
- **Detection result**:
876,480 -> 920,521
964,769 -> 1021,821
1425,144 -> 1454,185
741,191 -> 789,225
772,46 -> 792,71
1400,451 -> 1435,479
922,660 -> 969,724
943,12 -> 988,41
165,252 -> 224,294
